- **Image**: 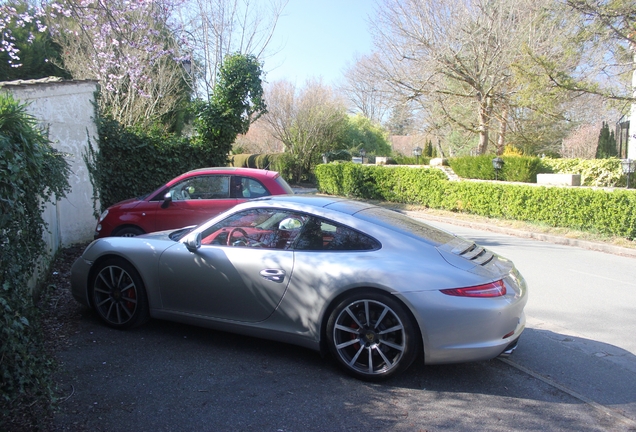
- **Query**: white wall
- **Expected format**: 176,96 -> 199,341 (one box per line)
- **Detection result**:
2,79 -> 99,256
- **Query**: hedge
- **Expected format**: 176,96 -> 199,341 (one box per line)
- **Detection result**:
86,115 -> 231,212
448,155 -> 626,187
315,163 -> 636,239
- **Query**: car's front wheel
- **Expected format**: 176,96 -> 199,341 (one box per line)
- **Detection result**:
89,258 -> 149,330
113,226 -> 145,237
326,292 -> 420,381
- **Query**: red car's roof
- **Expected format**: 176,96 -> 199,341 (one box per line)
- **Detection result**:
166,167 -> 278,186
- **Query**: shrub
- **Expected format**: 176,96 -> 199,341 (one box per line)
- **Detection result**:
540,157 -> 624,187
314,163 -> 636,239
85,115 -> 223,212
448,155 -> 547,182
0,94 -> 70,428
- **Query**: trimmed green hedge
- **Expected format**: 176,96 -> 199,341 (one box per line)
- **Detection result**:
86,116 -> 229,212
315,163 -> 636,239
448,155 -> 626,187
540,157 -> 624,187
448,155 -> 548,182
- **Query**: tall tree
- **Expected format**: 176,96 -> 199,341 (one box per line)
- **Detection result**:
176,0 -> 287,99
370,0 -> 572,154
595,121 -> 618,158
262,79 -> 348,182
46,0 -> 192,131
193,53 -> 267,165
340,53 -> 392,124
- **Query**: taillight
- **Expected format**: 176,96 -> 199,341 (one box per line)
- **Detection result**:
440,280 -> 506,298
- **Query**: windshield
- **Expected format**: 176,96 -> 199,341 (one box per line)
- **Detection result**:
355,207 -> 456,246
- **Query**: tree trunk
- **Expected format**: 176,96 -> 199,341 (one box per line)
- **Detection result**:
477,95 -> 493,154
628,51 -> 636,160
497,105 -> 509,155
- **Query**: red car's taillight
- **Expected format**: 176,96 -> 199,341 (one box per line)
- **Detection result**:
440,280 -> 506,298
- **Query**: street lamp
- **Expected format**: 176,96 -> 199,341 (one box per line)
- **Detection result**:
621,159 -> 635,188
492,157 -> 504,181
322,153 -> 328,164
413,146 -> 422,165
359,148 -> 366,164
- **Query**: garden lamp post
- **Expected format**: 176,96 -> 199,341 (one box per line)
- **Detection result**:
322,153 -> 328,164
621,159 -> 635,188
492,157 -> 504,181
413,146 -> 422,165
359,148 -> 366,164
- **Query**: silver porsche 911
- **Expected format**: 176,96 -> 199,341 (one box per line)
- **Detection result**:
71,195 -> 527,381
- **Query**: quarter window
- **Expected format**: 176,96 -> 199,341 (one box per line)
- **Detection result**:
294,218 -> 380,251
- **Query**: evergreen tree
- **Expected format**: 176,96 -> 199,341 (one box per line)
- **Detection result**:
595,122 -> 617,159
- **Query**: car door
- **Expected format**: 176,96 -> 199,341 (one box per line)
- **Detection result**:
155,174 -> 239,231
157,208 -> 305,322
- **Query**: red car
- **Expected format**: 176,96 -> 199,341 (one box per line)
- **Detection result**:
94,167 -> 294,239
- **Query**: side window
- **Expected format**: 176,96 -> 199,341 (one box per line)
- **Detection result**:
170,175 -> 230,200
295,218 -> 380,251
231,176 -> 271,198
199,208 -> 308,249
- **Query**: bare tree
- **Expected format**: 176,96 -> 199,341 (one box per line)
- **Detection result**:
370,0 -> 567,154
176,0 -> 287,99
262,79 -> 348,182
561,123 -> 601,158
340,53 -> 392,124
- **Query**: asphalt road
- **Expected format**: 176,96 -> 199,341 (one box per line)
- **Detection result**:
53,215 -> 636,432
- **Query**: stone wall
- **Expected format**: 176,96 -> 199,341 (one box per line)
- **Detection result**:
1,78 -> 99,256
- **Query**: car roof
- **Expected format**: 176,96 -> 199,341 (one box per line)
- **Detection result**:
183,167 -> 279,178
251,195 -> 377,216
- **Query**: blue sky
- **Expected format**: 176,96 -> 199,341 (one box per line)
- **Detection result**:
264,0 -> 379,86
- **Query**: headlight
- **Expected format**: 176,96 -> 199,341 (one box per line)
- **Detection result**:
98,209 -> 109,222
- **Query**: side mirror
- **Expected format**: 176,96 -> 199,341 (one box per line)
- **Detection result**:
185,232 -> 201,252
161,192 -> 172,209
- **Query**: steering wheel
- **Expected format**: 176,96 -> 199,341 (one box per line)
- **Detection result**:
227,227 -> 248,246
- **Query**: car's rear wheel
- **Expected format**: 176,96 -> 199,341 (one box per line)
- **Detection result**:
326,292 -> 419,381
114,226 -> 145,237
90,258 -> 149,329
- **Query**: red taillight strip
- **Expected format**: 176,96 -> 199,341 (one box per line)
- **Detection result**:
440,280 -> 506,298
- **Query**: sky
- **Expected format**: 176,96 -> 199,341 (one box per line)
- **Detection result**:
263,0 -> 380,86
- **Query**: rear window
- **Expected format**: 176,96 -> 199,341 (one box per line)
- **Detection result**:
355,207 -> 456,246
275,176 -> 294,194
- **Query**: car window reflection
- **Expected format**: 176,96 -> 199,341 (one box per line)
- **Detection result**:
200,208 -> 307,249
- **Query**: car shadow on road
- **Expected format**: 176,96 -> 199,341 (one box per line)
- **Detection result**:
54,308 -> 636,431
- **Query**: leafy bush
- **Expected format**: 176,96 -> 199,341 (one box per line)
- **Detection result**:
540,157 -> 624,187
449,155 -> 547,182
314,163 -> 636,239
391,154 -> 431,165
87,53 -> 267,212
86,115 -> 223,212
0,94 -> 70,427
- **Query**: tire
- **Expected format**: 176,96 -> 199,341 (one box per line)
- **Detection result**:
326,291 -> 420,381
113,226 -> 145,237
89,258 -> 150,330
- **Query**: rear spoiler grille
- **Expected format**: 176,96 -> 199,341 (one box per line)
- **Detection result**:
451,243 -> 494,265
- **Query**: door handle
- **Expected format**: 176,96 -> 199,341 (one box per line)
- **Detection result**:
260,269 -> 286,283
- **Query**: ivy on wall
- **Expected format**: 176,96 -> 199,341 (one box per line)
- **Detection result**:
0,94 -> 70,427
